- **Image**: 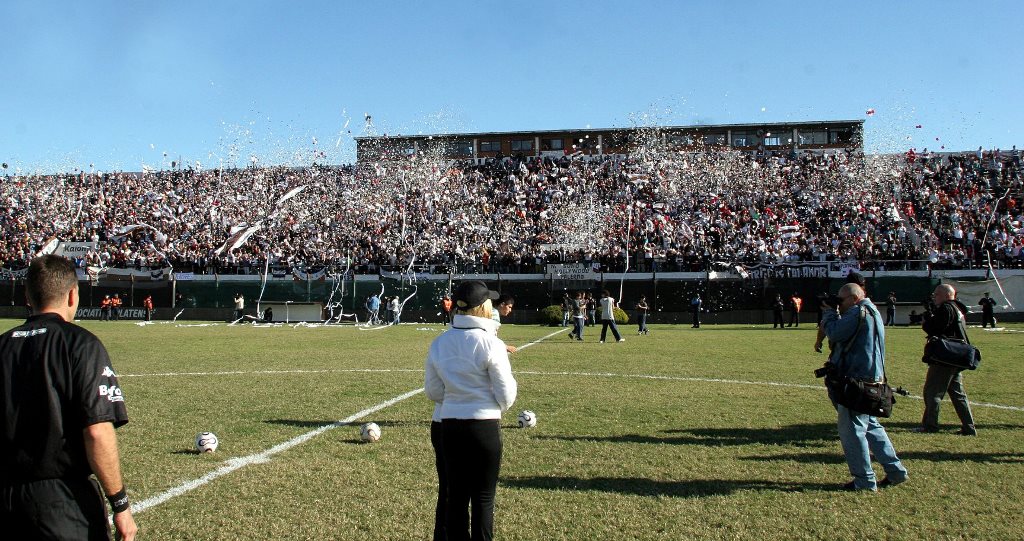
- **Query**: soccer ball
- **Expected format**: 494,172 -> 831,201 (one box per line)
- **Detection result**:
517,410 -> 537,428
360,422 -> 381,443
195,432 -> 219,453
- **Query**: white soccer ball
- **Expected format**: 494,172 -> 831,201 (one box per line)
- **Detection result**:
360,422 -> 381,443
195,432 -> 219,453
517,410 -> 537,428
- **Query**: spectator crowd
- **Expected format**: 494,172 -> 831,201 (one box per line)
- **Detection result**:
2,143 -> 1021,275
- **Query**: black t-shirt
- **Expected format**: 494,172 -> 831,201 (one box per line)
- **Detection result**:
980,297 -> 996,312
1,313 -> 129,483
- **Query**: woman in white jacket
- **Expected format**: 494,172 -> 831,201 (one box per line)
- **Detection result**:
426,280 -> 517,541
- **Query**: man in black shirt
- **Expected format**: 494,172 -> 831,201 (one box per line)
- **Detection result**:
886,292 -> 897,326
918,284 -> 976,435
979,292 -> 997,328
1,255 -> 137,540
771,295 -> 785,329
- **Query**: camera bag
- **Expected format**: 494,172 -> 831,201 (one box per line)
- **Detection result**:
829,304 -> 895,418
923,306 -> 980,370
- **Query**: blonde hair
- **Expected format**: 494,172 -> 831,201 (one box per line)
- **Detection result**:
458,299 -> 493,319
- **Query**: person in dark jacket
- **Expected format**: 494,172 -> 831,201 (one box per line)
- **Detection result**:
917,284 -> 976,435
771,295 -> 785,329
979,292 -> 997,328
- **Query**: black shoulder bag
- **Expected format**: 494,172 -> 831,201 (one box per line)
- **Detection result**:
828,305 -> 895,418
923,304 -> 981,370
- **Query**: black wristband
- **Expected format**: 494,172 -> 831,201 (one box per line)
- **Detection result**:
107,488 -> 130,514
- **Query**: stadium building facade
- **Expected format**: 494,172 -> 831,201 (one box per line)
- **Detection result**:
355,120 -> 863,163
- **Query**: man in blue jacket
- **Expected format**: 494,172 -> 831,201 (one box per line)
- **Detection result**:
822,283 -> 908,491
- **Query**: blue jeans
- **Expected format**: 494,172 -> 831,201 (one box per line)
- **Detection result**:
836,404 -> 907,489
572,317 -> 584,340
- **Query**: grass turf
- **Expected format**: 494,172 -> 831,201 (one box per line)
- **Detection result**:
2,318 -> 1022,540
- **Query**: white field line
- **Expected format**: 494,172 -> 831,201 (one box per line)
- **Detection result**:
129,328 -> 567,515
120,368 -> 424,378
130,387 -> 423,515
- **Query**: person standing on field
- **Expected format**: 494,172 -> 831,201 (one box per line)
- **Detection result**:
636,295 -> 650,335
0,255 -> 137,540
598,290 -> 624,343
425,280 -> 516,541
787,292 -> 802,327
979,292 -> 997,328
918,284 -> 977,435
821,282 -> 908,491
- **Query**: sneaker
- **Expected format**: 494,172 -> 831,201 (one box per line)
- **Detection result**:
599,340 -> 604,343
618,339 -> 626,343
841,481 -> 877,492
568,333 -> 575,340
878,476 -> 907,488
958,428 -> 977,436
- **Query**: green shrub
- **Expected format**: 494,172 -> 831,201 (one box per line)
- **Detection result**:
541,305 -> 564,325
542,305 -> 629,325
600,306 -> 629,324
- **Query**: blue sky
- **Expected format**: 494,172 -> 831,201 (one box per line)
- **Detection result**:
1,1 -> 1021,174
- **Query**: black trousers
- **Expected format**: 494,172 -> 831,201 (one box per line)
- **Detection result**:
982,312 -> 996,327
432,421 -> 447,541
1,477 -> 110,540
600,320 -> 623,342
442,419 -> 502,541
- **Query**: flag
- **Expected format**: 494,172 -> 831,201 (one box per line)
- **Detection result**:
276,186 -> 306,207
215,225 -> 261,255
37,237 -> 59,256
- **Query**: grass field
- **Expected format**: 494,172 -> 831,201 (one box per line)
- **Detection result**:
3,318 -> 1023,540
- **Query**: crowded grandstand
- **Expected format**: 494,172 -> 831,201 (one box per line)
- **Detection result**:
1,133 -> 1021,276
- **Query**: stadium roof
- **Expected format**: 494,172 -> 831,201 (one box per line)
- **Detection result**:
354,120 -> 864,141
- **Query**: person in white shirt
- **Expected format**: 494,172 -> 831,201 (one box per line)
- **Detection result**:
426,280 -> 517,541
599,290 -> 625,343
389,296 -> 401,325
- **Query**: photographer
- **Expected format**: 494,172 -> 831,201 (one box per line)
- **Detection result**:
815,271 -> 866,353
821,283 -> 908,491
918,284 -> 976,435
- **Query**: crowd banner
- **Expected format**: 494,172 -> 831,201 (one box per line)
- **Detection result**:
75,307 -> 150,320
546,263 -> 597,280
86,266 -> 173,282
55,242 -> 99,258
0,268 -> 29,279
293,268 -> 328,281
740,262 -> 832,279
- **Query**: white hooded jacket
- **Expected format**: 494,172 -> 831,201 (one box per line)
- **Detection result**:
425,314 -> 517,421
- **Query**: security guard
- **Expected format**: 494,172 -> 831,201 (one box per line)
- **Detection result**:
1,255 -> 137,540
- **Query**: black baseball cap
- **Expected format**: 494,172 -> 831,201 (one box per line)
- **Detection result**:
453,280 -> 499,310
846,271 -> 866,286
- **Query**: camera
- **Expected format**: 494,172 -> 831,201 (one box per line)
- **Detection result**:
813,363 -> 835,379
818,292 -> 842,309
